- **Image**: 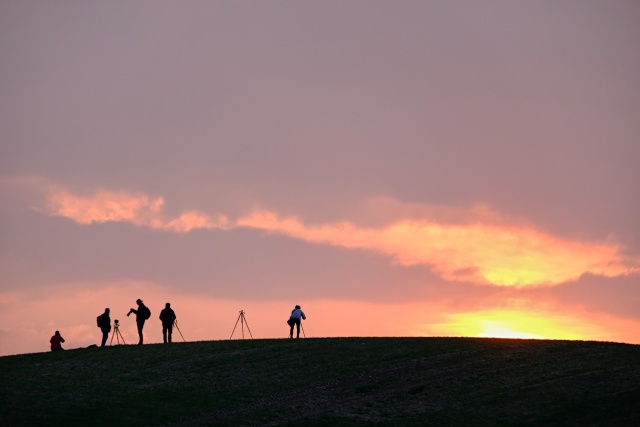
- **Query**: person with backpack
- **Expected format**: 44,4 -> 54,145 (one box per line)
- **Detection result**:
287,305 -> 306,339
96,308 -> 111,347
127,299 -> 151,345
50,330 -> 65,351
159,302 -> 177,343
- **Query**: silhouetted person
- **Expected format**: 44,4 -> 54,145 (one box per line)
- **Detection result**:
159,302 -> 177,343
127,299 -> 151,345
288,305 -> 306,339
50,330 -> 65,351
97,308 -> 111,347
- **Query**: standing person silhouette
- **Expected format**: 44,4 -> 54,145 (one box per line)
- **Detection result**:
159,302 -> 177,343
127,299 -> 150,345
96,308 -> 111,347
50,330 -> 65,351
288,305 -> 306,339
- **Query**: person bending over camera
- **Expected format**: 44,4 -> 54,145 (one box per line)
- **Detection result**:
159,302 -> 177,343
288,305 -> 306,339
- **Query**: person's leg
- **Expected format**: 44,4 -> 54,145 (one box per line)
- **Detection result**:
101,328 -> 108,347
289,322 -> 294,338
162,325 -> 167,343
168,324 -> 173,343
137,321 -> 144,344
295,319 -> 301,338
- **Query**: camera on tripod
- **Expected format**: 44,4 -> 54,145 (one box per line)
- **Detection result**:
110,318 -> 125,345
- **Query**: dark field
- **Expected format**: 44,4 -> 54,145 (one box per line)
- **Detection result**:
1,337 -> 638,426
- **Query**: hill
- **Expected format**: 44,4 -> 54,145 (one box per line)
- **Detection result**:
1,337 -> 638,426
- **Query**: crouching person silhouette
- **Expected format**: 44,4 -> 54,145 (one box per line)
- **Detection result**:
288,305 -> 306,339
50,330 -> 65,351
97,308 -> 111,347
159,302 -> 176,343
127,299 -> 151,345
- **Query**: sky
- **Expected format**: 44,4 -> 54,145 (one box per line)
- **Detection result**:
1,1 -> 639,356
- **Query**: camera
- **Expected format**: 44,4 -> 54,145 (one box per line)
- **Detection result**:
114,319 -> 119,325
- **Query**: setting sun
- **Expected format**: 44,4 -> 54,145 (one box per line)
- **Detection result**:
477,321 -> 540,339
443,309 -> 585,340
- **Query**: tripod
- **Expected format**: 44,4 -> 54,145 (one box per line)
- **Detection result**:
230,310 -> 253,339
110,322 -> 126,345
173,320 -> 186,342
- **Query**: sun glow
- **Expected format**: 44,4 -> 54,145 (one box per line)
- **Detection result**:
477,321 -> 541,339
444,309 -> 585,340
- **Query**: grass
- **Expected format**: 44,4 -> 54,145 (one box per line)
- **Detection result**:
1,337 -> 639,426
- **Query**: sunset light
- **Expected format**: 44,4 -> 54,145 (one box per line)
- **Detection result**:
478,323 -> 540,340
1,0 -> 639,360
443,309 -> 590,341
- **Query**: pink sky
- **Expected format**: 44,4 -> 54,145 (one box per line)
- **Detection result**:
1,1 -> 639,356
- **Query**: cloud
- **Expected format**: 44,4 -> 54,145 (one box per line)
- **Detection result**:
47,188 -> 229,232
48,189 -> 164,225
165,210 -> 229,233
236,210 -> 639,288
44,187 -> 639,288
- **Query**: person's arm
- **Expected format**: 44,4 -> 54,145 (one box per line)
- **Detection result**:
60,337 -> 65,343
302,311 -> 306,320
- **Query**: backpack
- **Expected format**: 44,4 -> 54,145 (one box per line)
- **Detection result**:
97,313 -> 109,328
142,306 -> 151,320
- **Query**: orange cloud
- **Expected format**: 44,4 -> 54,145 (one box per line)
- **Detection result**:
165,211 -> 230,232
48,189 -> 165,226
237,210 -> 638,287
47,188 -> 229,232
44,187 -> 639,288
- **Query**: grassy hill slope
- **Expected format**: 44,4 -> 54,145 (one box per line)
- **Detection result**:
1,337 -> 639,426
